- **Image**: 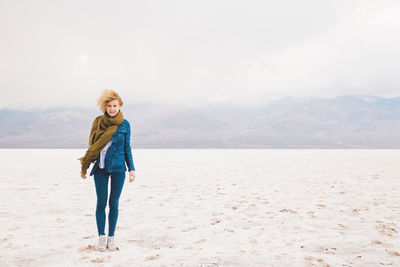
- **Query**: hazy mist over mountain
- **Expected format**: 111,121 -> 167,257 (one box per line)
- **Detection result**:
1,95 -> 399,149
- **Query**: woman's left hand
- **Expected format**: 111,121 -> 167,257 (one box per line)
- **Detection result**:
129,171 -> 136,183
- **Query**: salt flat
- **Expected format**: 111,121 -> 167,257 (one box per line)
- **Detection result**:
0,149 -> 399,266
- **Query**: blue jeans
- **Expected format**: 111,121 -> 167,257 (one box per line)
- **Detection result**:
93,167 -> 126,237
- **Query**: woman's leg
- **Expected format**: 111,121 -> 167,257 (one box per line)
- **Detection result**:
108,172 -> 126,236
93,169 -> 109,236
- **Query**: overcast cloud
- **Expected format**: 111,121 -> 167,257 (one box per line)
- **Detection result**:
1,0 -> 399,109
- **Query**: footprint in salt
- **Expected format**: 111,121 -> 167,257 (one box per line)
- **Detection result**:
307,211 -> 317,218
91,258 -> 105,263
279,209 -> 297,214
352,208 -> 360,215
145,254 -> 161,261
78,244 -> 96,252
321,247 -> 337,255
182,226 -> 197,232
0,235 -> 13,243
376,220 -> 398,236
304,256 -> 330,267
211,219 -> 221,225
387,250 -> 400,256
371,240 -> 393,247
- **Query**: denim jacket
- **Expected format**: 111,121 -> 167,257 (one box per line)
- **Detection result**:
89,119 -> 135,176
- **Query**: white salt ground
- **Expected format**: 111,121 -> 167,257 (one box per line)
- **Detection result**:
0,148 -> 399,266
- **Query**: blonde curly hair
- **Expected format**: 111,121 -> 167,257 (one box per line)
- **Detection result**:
97,89 -> 124,113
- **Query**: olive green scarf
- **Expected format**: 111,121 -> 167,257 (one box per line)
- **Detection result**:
80,110 -> 124,175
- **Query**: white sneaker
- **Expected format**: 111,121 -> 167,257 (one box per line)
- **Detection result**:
107,235 -> 119,251
96,234 -> 107,251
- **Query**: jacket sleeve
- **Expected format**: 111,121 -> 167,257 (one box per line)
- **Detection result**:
124,121 -> 135,171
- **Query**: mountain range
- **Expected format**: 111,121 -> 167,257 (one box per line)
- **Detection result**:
1,95 -> 400,148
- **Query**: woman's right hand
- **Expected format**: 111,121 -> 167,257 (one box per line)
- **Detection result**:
80,170 -> 87,179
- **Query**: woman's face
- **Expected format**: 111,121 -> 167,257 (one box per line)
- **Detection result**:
106,99 -> 120,117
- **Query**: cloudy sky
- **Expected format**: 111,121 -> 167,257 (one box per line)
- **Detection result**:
1,0 -> 399,110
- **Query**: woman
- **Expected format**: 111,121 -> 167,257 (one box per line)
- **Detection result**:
79,89 -> 136,252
